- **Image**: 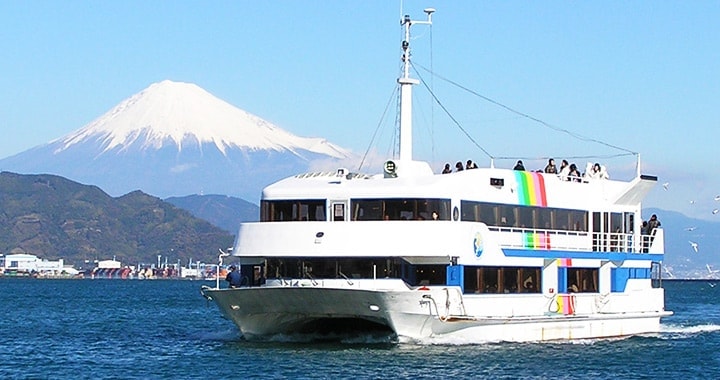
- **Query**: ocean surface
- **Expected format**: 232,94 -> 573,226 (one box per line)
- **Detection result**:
1,278 -> 718,379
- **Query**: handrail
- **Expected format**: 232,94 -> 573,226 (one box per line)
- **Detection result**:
486,225 -> 661,254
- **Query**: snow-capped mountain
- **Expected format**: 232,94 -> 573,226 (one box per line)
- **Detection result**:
0,80 -> 353,202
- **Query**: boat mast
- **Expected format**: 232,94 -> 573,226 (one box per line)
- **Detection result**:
398,8 -> 434,162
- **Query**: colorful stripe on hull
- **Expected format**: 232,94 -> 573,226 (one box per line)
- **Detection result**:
523,232 -> 551,249
516,171 -> 549,248
514,171 -> 548,207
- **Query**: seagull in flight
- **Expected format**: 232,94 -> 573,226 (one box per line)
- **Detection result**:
715,195 -> 720,201
713,209 -> 719,215
689,241 -> 699,252
707,264 -> 720,275
663,266 -> 675,279
685,226 -> 697,231
689,200 -> 696,204
662,182 -> 669,190
710,283 -> 717,288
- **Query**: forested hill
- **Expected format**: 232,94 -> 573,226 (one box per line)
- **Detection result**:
0,171 -> 234,268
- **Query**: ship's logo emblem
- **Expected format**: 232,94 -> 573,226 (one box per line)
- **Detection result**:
473,232 -> 484,257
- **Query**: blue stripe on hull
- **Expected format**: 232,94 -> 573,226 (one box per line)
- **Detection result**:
502,248 -> 664,261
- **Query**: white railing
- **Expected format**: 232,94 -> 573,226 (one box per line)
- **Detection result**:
486,226 -> 663,254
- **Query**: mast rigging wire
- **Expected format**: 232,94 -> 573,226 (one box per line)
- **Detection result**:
413,62 -> 639,158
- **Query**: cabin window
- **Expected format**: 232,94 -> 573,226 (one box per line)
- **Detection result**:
351,198 -> 451,221
566,268 -> 598,293
463,266 -> 541,294
460,200 -> 588,232
261,200 -> 326,221
537,208 -> 553,230
496,205 -> 516,227
263,257 -> 447,287
569,210 -> 588,231
517,207 -> 533,229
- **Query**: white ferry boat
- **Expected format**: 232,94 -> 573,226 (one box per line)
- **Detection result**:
201,9 -> 672,343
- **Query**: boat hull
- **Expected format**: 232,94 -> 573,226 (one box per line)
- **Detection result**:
201,284 -> 671,343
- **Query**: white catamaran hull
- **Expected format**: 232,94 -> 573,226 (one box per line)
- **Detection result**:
202,281 -> 670,342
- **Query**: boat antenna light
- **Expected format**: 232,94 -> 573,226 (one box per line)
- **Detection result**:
424,7 -> 435,21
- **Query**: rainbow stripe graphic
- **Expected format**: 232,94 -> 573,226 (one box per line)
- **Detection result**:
516,171 -> 550,249
524,232 -> 551,250
514,171 -> 548,206
557,258 -> 573,267
556,294 -> 576,315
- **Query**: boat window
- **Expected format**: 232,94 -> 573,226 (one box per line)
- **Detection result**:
496,204 -> 516,227
517,207 -> 533,228
569,210 -> 588,231
610,212 -> 623,233
263,257 -> 448,286
351,198 -> 451,221
537,208 -> 553,230
260,200 -> 326,222
460,200 -> 588,232
460,202 -> 495,225
463,266 -> 541,294
332,203 -> 346,222
566,268 -> 598,293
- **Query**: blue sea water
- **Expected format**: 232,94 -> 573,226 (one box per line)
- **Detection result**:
0,278 -> 718,379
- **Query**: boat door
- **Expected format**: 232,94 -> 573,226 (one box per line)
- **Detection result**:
330,200 -> 348,221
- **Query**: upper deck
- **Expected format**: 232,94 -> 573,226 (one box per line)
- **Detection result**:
262,160 -> 656,212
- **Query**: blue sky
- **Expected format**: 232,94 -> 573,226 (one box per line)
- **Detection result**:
1,1 -> 719,220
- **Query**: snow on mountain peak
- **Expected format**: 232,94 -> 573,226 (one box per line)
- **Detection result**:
54,80 -> 349,158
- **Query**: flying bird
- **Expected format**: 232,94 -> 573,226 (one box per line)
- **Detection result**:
685,226 -> 697,231
707,264 -> 720,275
715,195 -> 720,201
663,266 -> 674,279
689,200 -> 696,204
662,182 -> 669,190
713,209 -> 719,215
710,283 -> 717,288
689,241 -> 699,252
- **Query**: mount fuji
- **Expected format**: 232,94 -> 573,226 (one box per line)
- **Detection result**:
0,80 -> 352,202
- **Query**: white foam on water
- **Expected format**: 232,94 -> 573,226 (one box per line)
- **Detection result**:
659,323 -> 720,339
194,327 -> 243,342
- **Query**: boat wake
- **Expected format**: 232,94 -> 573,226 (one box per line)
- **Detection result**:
400,335 -> 633,346
658,323 -> 720,339
193,327 -> 243,342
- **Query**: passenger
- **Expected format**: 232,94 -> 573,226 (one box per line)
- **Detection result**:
513,160 -> 525,171
568,164 -> 582,182
455,161 -> 464,172
442,163 -> 452,174
558,159 -> 570,180
523,277 -> 534,292
466,159 -> 478,169
431,211 -> 439,220
641,220 -> 649,252
544,158 -> 558,174
647,214 -> 661,236
587,162 -> 609,180
225,265 -> 243,288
